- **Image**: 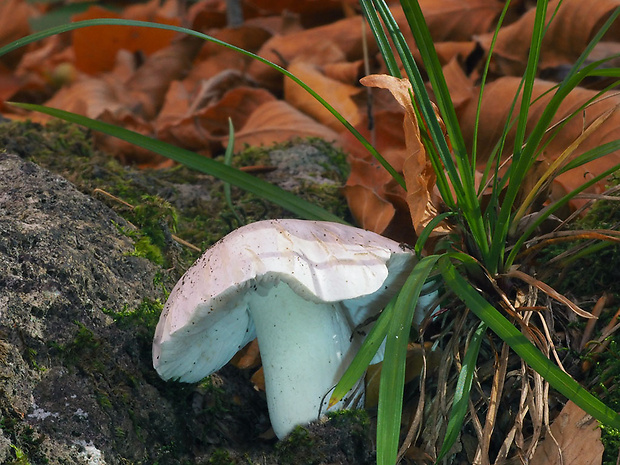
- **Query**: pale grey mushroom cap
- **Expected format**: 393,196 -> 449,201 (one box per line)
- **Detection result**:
152,219 -> 416,383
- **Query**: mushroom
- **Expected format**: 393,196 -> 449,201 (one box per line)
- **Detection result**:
153,219 -> 431,439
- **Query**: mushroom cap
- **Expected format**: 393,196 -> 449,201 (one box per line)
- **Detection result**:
153,219 -> 416,383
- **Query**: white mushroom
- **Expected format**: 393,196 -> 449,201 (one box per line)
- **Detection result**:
152,219 -> 428,439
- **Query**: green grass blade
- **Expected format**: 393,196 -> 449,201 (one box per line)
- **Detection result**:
371,0 -> 461,204
439,256 -> 620,430
559,140 -> 620,174
414,211 -> 456,257
394,0 -> 490,260
487,1 -> 549,273
223,118 -> 244,225
506,161 -> 620,268
0,17 -> 405,189
436,321 -> 487,461
512,0 -> 548,164
399,0 -> 468,167
471,0 -> 512,168
490,7 -> 620,273
329,294 -> 397,406
12,102 -> 347,223
377,255 -> 440,465
360,0 -> 401,77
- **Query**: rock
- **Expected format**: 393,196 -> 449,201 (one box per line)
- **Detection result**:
0,123 -> 374,465
0,153 -> 268,464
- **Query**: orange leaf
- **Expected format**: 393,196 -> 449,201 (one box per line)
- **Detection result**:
233,100 -> 339,150
285,60 -> 361,132
477,0 -> 620,76
72,4 -> 180,75
247,15 -> 376,91
342,184 -> 396,235
0,0 -> 33,67
416,0 -> 503,41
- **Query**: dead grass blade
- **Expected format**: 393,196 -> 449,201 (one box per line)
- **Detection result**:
474,343 -> 509,464
505,269 -> 595,319
580,294 -> 609,351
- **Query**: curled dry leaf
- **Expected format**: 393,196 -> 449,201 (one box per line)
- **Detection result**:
360,74 -> 442,236
126,35 -> 204,120
155,79 -> 275,155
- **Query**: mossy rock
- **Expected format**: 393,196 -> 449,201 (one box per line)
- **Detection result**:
0,120 -> 372,465
0,119 -> 351,274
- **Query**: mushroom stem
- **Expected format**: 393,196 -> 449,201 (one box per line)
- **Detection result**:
249,281 -> 363,439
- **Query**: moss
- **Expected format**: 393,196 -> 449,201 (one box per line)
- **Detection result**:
326,408 -> 370,430
205,449 -> 236,465
275,410 -> 373,465
50,322 -> 105,374
537,173 -> 620,297
8,444 -> 31,465
2,120 -> 351,281
537,173 -> 620,463
276,426 -> 315,465
0,413 -> 47,465
103,298 -> 163,338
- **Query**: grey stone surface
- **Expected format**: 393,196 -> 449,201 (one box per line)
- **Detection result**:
0,150 -> 374,465
0,153 -> 269,464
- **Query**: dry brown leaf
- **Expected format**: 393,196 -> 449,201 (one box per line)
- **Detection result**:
360,74 -> 440,236
233,100 -> 339,150
198,86 -> 276,141
247,15 -> 376,90
342,183 -> 396,235
185,23 -> 273,86
230,339 -> 261,370
284,60 -> 362,132
415,0 -> 504,41
96,110 -> 157,166
42,77 -> 128,120
530,401 -> 604,465
477,0 -> 620,76
126,35 -> 203,120
156,81 -> 275,154
0,0 -> 34,68
339,107 -> 419,239
72,4 -> 181,76
244,0 -> 344,15
155,81 -> 210,152
323,60 -> 365,85
442,57 -> 477,113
